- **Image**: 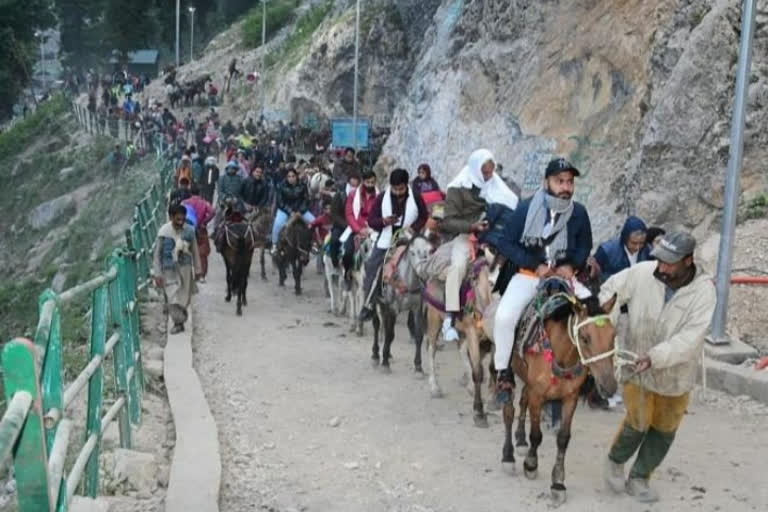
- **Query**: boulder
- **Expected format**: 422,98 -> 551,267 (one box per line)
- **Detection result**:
111,449 -> 158,493
29,195 -> 76,230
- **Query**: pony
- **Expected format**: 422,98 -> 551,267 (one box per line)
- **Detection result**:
490,279 -> 618,505
245,206 -> 273,281
219,221 -> 256,316
370,230 -> 432,373
423,250 -> 498,427
274,215 -> 312,295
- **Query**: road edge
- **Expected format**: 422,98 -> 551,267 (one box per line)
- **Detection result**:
163,302 -> 222,512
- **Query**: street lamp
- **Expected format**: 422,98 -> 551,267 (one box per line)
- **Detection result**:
175,0 -> 180,67
261,0 -> 267,119
352,0 -> 361,151
188,6 -> 196,63
35,30 -> 46,90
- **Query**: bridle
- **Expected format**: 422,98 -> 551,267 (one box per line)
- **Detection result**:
567,312 -> 639,377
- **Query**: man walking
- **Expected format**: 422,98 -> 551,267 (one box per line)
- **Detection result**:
601,231 -> 715,503
153,204 -> 202,334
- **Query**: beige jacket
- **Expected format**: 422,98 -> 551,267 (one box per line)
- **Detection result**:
598,261 -> 716,396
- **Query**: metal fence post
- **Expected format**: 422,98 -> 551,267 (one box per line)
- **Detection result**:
124,252 -> 145,397
2,338 -> 53,511
84,286 -> 107,497
106,256 -> 132,449
35,290 -> 63,453
117,251 -> 140,425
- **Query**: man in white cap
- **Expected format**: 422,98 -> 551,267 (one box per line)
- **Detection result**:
440,149 -> 518,341
601,231 -> 715,503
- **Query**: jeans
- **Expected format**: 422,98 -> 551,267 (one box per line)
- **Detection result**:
271,209 -> 316,245
362,248 -> 387,307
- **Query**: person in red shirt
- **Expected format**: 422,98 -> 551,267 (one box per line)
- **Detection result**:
310,198 -> 333,247
182,186 -> 216,281
344,170 -> 379,238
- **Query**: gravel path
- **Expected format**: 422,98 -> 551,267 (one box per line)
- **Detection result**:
193,254 -> 768,512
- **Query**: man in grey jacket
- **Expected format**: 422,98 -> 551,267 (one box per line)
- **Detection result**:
599,231 -> 716,503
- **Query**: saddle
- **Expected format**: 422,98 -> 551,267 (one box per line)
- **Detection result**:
511,276 -> 577,364
382,245 -> 409,293
422,258 -> 488,315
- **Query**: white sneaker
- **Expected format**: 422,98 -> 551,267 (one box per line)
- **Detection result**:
441,317 -> 459,343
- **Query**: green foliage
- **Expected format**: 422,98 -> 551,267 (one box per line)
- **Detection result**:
264,0 -> 333,69
0,0 -> 56,117
0,94 -> 69,163
241,0 -> 300,49
738,194 -> 768,223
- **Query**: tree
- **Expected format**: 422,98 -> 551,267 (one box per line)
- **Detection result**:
55,0 -> 106,70
0,0 -> 55,117
103,0 -> 157,60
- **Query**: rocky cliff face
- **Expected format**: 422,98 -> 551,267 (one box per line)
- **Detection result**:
166,0 -> 767,240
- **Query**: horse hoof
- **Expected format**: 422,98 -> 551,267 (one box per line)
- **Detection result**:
413,370 -> 426,380
236,309 -> 242,317
295,289 -> 302,296
524,466 -> 538,480
225,296 -> 231,303
261,275 -> 267,281
371,357 -> 380,367
516,444 -> 529,457
502,461 -> 516,476
473,414 -> 489,428
550,485 -> 567,506
430,388 -> 443,399
380,365 -> 392,374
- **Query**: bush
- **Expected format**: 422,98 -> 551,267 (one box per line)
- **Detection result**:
0,94 -> 69,164
264,0 -> 334,69
241,0 -> 300,48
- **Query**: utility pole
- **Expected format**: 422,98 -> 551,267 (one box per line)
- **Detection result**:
352,0 -> 361,151
261,0 -> 267,120
189,6 -> 196,63
710,0 -> 758,344
175,0 -> 180,67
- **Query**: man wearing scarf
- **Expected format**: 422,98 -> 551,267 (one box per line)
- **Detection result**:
153,204 -> 202,334
358,168 -> 429,322
341,170 -> 379,272
441,149 -> 519,341
493,158 -> 593,397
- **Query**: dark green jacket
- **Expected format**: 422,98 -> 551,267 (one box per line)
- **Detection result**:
441,186 -> 486,237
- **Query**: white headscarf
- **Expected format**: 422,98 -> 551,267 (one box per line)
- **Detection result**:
447,149 -> 519,210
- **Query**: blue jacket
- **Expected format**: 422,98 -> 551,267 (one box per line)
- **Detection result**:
593,216 -> 651,282
497,197 -> 593,272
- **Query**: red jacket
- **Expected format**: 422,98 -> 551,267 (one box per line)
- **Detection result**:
183,196 -> 215,228
344,187 -> 378,233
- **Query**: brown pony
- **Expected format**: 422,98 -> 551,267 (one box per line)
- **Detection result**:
492,280 -> 617,505
220,221 -> 256,316
245,207 -> 273,281
273,214 -> 312,295
423,254 -> 498,428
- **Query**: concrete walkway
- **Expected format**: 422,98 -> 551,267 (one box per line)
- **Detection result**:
164,306 -> 221,512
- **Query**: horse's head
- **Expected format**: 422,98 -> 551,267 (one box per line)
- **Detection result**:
570,295 -> 618,398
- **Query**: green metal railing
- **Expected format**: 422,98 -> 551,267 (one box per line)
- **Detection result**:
0,152 -> 174,511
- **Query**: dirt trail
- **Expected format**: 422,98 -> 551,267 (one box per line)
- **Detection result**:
193,255 -> 768,512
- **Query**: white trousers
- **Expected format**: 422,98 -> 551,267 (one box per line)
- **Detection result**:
493,273 -> 592,370
446,234 -> 471,313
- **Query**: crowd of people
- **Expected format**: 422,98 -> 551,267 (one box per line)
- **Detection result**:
151,133 -> 715,504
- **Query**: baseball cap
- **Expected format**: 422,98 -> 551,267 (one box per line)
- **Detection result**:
651,231 -> 696,263
545,158 -> 581,178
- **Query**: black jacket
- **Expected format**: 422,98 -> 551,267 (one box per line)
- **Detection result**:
242,177 -> 271,209
498,197 -> 593,272
276,182 -> 309,214
202,165 -> 219,187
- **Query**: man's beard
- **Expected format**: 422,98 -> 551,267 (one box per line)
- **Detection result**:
364,185 -> 376,193
547,186 -> 572,200
653,265 -> 694,289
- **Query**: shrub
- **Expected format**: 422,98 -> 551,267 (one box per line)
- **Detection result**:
241,0 -> 301,48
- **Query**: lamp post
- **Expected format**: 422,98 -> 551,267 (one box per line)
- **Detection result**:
261,0 -> 267,119
188,6 -> 196,63
352,0 -> 361,151
710,0 -> 758,344
175,0 -> 180,67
